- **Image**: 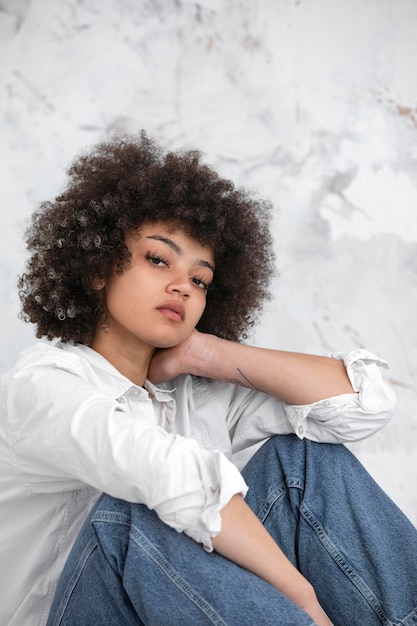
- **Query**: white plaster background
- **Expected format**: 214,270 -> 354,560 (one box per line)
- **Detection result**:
1,0 -> 416,524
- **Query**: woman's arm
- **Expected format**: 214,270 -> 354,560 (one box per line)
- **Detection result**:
148,330 -> 353,405
214,494 -> 332,626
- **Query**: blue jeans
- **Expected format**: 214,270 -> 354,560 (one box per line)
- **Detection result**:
47,436 -> 417,625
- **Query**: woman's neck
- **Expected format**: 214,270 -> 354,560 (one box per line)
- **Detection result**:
91,333 -> 155,387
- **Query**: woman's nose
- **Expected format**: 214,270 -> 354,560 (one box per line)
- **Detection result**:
167,274 -> 191,298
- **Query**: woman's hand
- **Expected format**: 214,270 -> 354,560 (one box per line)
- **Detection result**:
301,600 -> 333,626
148,330 -> 210,383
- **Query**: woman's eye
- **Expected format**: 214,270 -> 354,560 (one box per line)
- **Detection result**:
146,252 -> 168,267
192,277 -> 210,290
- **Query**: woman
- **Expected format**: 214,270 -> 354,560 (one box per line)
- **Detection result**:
1,132 -> 416,625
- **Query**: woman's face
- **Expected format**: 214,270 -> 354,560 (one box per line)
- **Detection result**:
93,222 -> 215,358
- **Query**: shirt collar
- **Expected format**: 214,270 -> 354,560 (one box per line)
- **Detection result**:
61,342 -> 175,403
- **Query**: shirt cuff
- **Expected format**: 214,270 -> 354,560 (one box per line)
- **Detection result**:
330,348 -> 397,414
184,451 -> 248,552
283,349 -> 397,443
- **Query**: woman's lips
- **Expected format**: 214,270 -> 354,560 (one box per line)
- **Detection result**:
156,302 -> 185,322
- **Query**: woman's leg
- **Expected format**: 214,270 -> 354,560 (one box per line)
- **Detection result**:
47,493 -> 316,626
242,435 -> 417,626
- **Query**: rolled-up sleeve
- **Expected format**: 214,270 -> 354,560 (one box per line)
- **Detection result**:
284,349 -> 397,443
6,349 -> 247,552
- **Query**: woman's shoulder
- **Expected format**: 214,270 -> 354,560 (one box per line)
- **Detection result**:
12,340 -> 85,370
8,341 -> 111,388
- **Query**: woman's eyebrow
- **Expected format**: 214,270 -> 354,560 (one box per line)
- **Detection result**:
146,234 -> 215,272
147,234 -> 181,254
197,259 -> 215,273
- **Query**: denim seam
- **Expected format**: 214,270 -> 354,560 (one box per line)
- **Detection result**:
129,525 -> 228,625
93,510 -> 131,524
256,478 -> 304,522
92,512 -> 228,626
300,501 -> 391,626
398,607 -> 417,626
49,537 -> 97,626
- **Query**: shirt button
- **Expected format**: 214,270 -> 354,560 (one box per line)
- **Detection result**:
298,425 -> 304,435
119,396 -> 127,403
323,400 -> 330,407
132,388 -> 140,396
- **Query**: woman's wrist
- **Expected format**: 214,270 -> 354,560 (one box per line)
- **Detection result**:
184,332 -> 225,378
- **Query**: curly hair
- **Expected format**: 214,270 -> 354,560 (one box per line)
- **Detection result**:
18,131 -> 276,345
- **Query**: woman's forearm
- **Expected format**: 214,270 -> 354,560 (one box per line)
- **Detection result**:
180,332 -> 354,405
213,495 -> 332,626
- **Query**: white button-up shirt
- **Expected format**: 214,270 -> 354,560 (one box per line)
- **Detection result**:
0,341 -> 396,625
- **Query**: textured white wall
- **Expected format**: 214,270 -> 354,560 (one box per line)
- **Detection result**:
1,0 -> 416,523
